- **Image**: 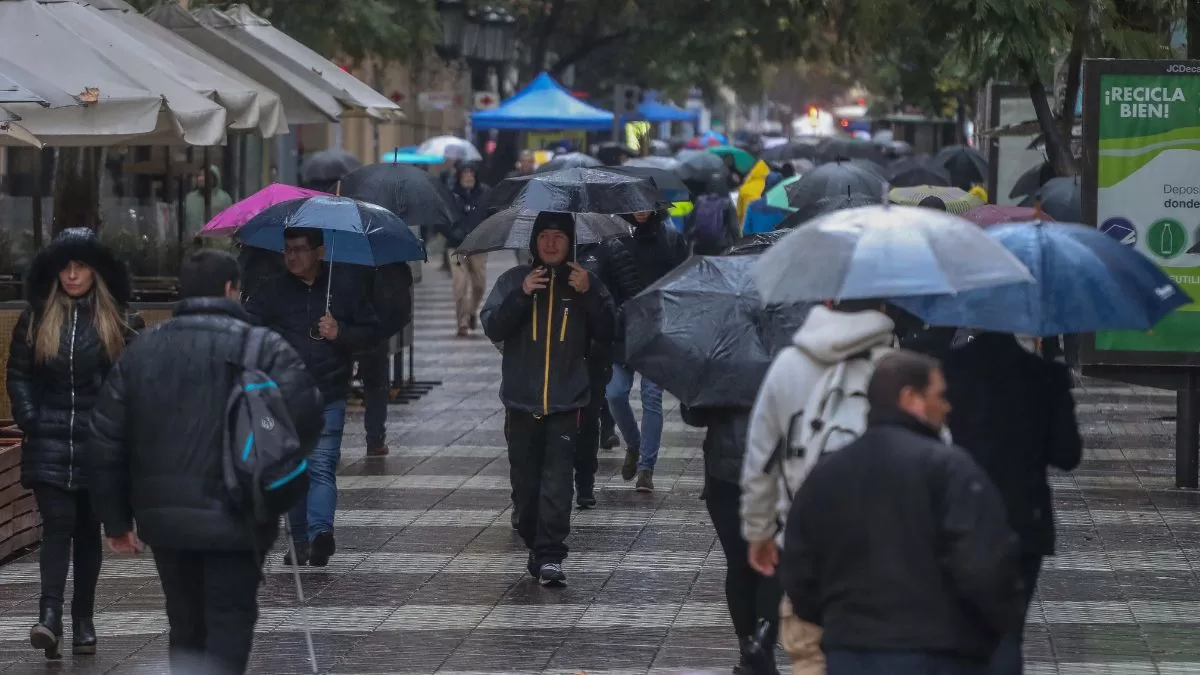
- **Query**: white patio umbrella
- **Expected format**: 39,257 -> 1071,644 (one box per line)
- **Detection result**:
0,109 -> 43,147
0,0 -> 225,146
417,135 -> 482,161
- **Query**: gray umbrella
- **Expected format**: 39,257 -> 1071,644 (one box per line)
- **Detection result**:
300,149 -> 362,186
752,205 -> 1034,304
455,208 -> 630,257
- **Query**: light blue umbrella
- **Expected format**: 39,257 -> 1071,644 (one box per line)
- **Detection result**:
380,149 -> 444,164
892,221 -> 1191,336
752,205 -> 1035,304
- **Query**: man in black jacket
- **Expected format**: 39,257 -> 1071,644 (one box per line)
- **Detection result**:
89,251 -> 324,675
481,212 -> 615,585
244,229 -> 379,567
781,350 -> 1023,675
607,211 -> 689,491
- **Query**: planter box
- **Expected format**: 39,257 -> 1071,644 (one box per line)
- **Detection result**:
0,439 -> 39,562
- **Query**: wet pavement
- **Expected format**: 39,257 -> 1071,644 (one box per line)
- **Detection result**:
0,257 -> 1199,674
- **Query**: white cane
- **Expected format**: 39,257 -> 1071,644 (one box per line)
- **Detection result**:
282,515 -> 319,674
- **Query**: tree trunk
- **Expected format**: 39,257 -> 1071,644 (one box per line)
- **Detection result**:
51,148 -> 102,236
528,0 -> 566,81
1025,67 -> 1077,177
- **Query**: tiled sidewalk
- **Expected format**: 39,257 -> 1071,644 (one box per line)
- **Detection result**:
0,258 -> 1198,674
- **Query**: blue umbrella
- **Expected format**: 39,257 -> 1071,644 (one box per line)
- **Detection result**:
380,149 -> 444,164
238,196 -> 426,267
893,221 -> 1191,336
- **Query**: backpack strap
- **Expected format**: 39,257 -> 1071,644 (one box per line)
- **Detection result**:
242,326 -> 268,372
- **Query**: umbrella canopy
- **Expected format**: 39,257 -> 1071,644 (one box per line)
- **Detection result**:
491,167 -> 669,215
883,140 -> 914,158
819,137 -> 886,164
300,150 -> 361,187
625,91 -> 699,123
708,145 -> 756,174
893,222 -> 1190,336
471,72 -> 613,130
417,135 -> 482,161
456,209 -> 630,257
536,152 -> 602,172
0,54 -> 76,107
1020,176 -> 1080,222
888,159 -> 951,188
200,183 -> 330,236
0,114 -> 41,147
625,155 -> 680,171
934,145 -> 988,191
782,161 -> 887,220
599,165 -> 691,201
238,196 -> 425,266
1009,161 -> 1054,198
674,149 -> 730,189
339,163 -> 462,230
760,141 -> 821,163
888,186 -> 985,215
752,205 -> 1035,304
727,230 -> 790,255
379,149 -> 443,165
775,193 -> 879,230
597,142 -> 637,166
964,205 -> 1043,227
648,138 -> 672,156
762,175 -> 802,210
624,254 -> 812,408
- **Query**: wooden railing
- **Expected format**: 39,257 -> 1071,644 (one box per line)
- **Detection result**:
0,426 -> 34,561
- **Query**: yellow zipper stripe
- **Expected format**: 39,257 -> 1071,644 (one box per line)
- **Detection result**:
559,306 -> 569,342
543,274 -> 554,415
531,300 -> 537,341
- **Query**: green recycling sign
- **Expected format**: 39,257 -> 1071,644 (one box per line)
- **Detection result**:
1147,218 -> 1187,259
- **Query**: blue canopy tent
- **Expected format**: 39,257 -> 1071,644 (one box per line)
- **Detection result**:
623,91 -> 699,123
471,72 -> 614,130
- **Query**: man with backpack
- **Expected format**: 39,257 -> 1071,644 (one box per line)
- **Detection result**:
88,250 -> 324,675
741,299 -> 896,674
687,189 -> 742,255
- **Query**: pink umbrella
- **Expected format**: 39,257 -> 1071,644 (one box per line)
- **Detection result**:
963,204 -> 1048,227
199,183 -> 330,237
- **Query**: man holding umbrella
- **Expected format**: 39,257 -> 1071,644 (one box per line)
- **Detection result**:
480,212 -> 615,586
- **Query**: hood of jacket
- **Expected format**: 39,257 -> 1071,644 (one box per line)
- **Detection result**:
26,228 -> 132,314
529,211 -> 575,267
792,305 -> 894,364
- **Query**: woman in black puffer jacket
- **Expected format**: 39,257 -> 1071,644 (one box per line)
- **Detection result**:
7,228 -> 143,660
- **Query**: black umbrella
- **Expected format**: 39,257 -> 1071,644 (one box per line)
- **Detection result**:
850,159 -> 889,180
596,142 -> 637,166
783,161 -> 886,213
455,208 -> 630,257
625,155 -> 680,171
726,230 -> 789,255
888,159 -> 952,188
674,149 -> 730,187
1009,161 -> 1054,198
300,149 -> 361,186
599,165 -> 691,201
648,139 -> 672,156
624,254 -> 812,408
536,152 -> 602,172
339,163 -> 462,230
883,140 -> 914,158
818,137 -> 886,164
760,141 -> 821,163
934,145 -> 988,191
485,167 -> 669,214
1020,176 -> 1080,222
776,193 -> 880,230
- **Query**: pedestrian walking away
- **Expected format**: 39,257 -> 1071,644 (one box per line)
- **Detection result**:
780,351 -> 1025,675
608,210 -> 688,491
6,228 -> 144,660
450,163 -> 491,336
481,212 -> 615,586
355,261 -> 414,457
88,250 -> 324,675
942,333 -> 1083,674
244,228 -> 379,567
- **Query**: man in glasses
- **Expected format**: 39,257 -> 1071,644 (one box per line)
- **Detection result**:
244,227 -> 379,567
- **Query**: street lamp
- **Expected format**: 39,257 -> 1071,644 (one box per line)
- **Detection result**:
435,0 -> 465,59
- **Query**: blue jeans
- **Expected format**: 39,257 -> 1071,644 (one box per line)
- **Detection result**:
827,650 -> 986,675
289,399 -> 348,544
605,362 -> 663,471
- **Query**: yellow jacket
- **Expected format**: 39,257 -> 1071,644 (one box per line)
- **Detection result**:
737,160 -> 771,223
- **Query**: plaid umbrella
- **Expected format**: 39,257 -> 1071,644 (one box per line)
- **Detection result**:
888,186 -> 984,215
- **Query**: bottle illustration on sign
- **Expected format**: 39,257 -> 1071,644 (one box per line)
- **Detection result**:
1100,217 -> 1138,247
1147,218 -> 1187,259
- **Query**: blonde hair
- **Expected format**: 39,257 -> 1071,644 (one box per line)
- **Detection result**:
29,269 -> 132,364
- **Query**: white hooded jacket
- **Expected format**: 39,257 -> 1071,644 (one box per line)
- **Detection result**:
740,305 -> 895,545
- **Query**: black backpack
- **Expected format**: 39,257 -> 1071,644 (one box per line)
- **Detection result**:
222,327 -> 309,524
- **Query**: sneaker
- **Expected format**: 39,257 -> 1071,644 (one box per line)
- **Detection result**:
538,562 -> 566,587
635,469 -> 654,493
366,445 -> 389,457
600,429 -> 620,450
621,448 -> 640,481
283,545 -> 308,567
308,531 -> 336,567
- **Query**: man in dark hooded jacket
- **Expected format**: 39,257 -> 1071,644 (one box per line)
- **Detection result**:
481,212 -> 615,585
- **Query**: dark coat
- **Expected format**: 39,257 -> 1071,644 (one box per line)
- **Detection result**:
364,263 -> 413,341
680,406 -> 749,485
942,333 -> 1083,555
480,264 -> 615,415
781,410 -> 1024,661
243,266 -> 379,403
616,213 -> 689,291
88,298 -> 324,550
7,228 -> 143,490
578,239 -> 641,365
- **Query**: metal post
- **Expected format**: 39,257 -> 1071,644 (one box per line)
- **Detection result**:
1175,369 -> 1200,489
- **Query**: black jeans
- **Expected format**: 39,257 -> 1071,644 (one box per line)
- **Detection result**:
704,474 -> 781,644
507,409 -> 579,564
988,552 -> 1044,675
32,486 -> 102,618
153,548 -> 265,675
575,365 -> 610,495
357,341 -> 390,449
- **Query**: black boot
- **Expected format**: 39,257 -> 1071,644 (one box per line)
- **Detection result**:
29,604 -> 62,660
72,616 -> 96,655
737,621 -> 780,675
